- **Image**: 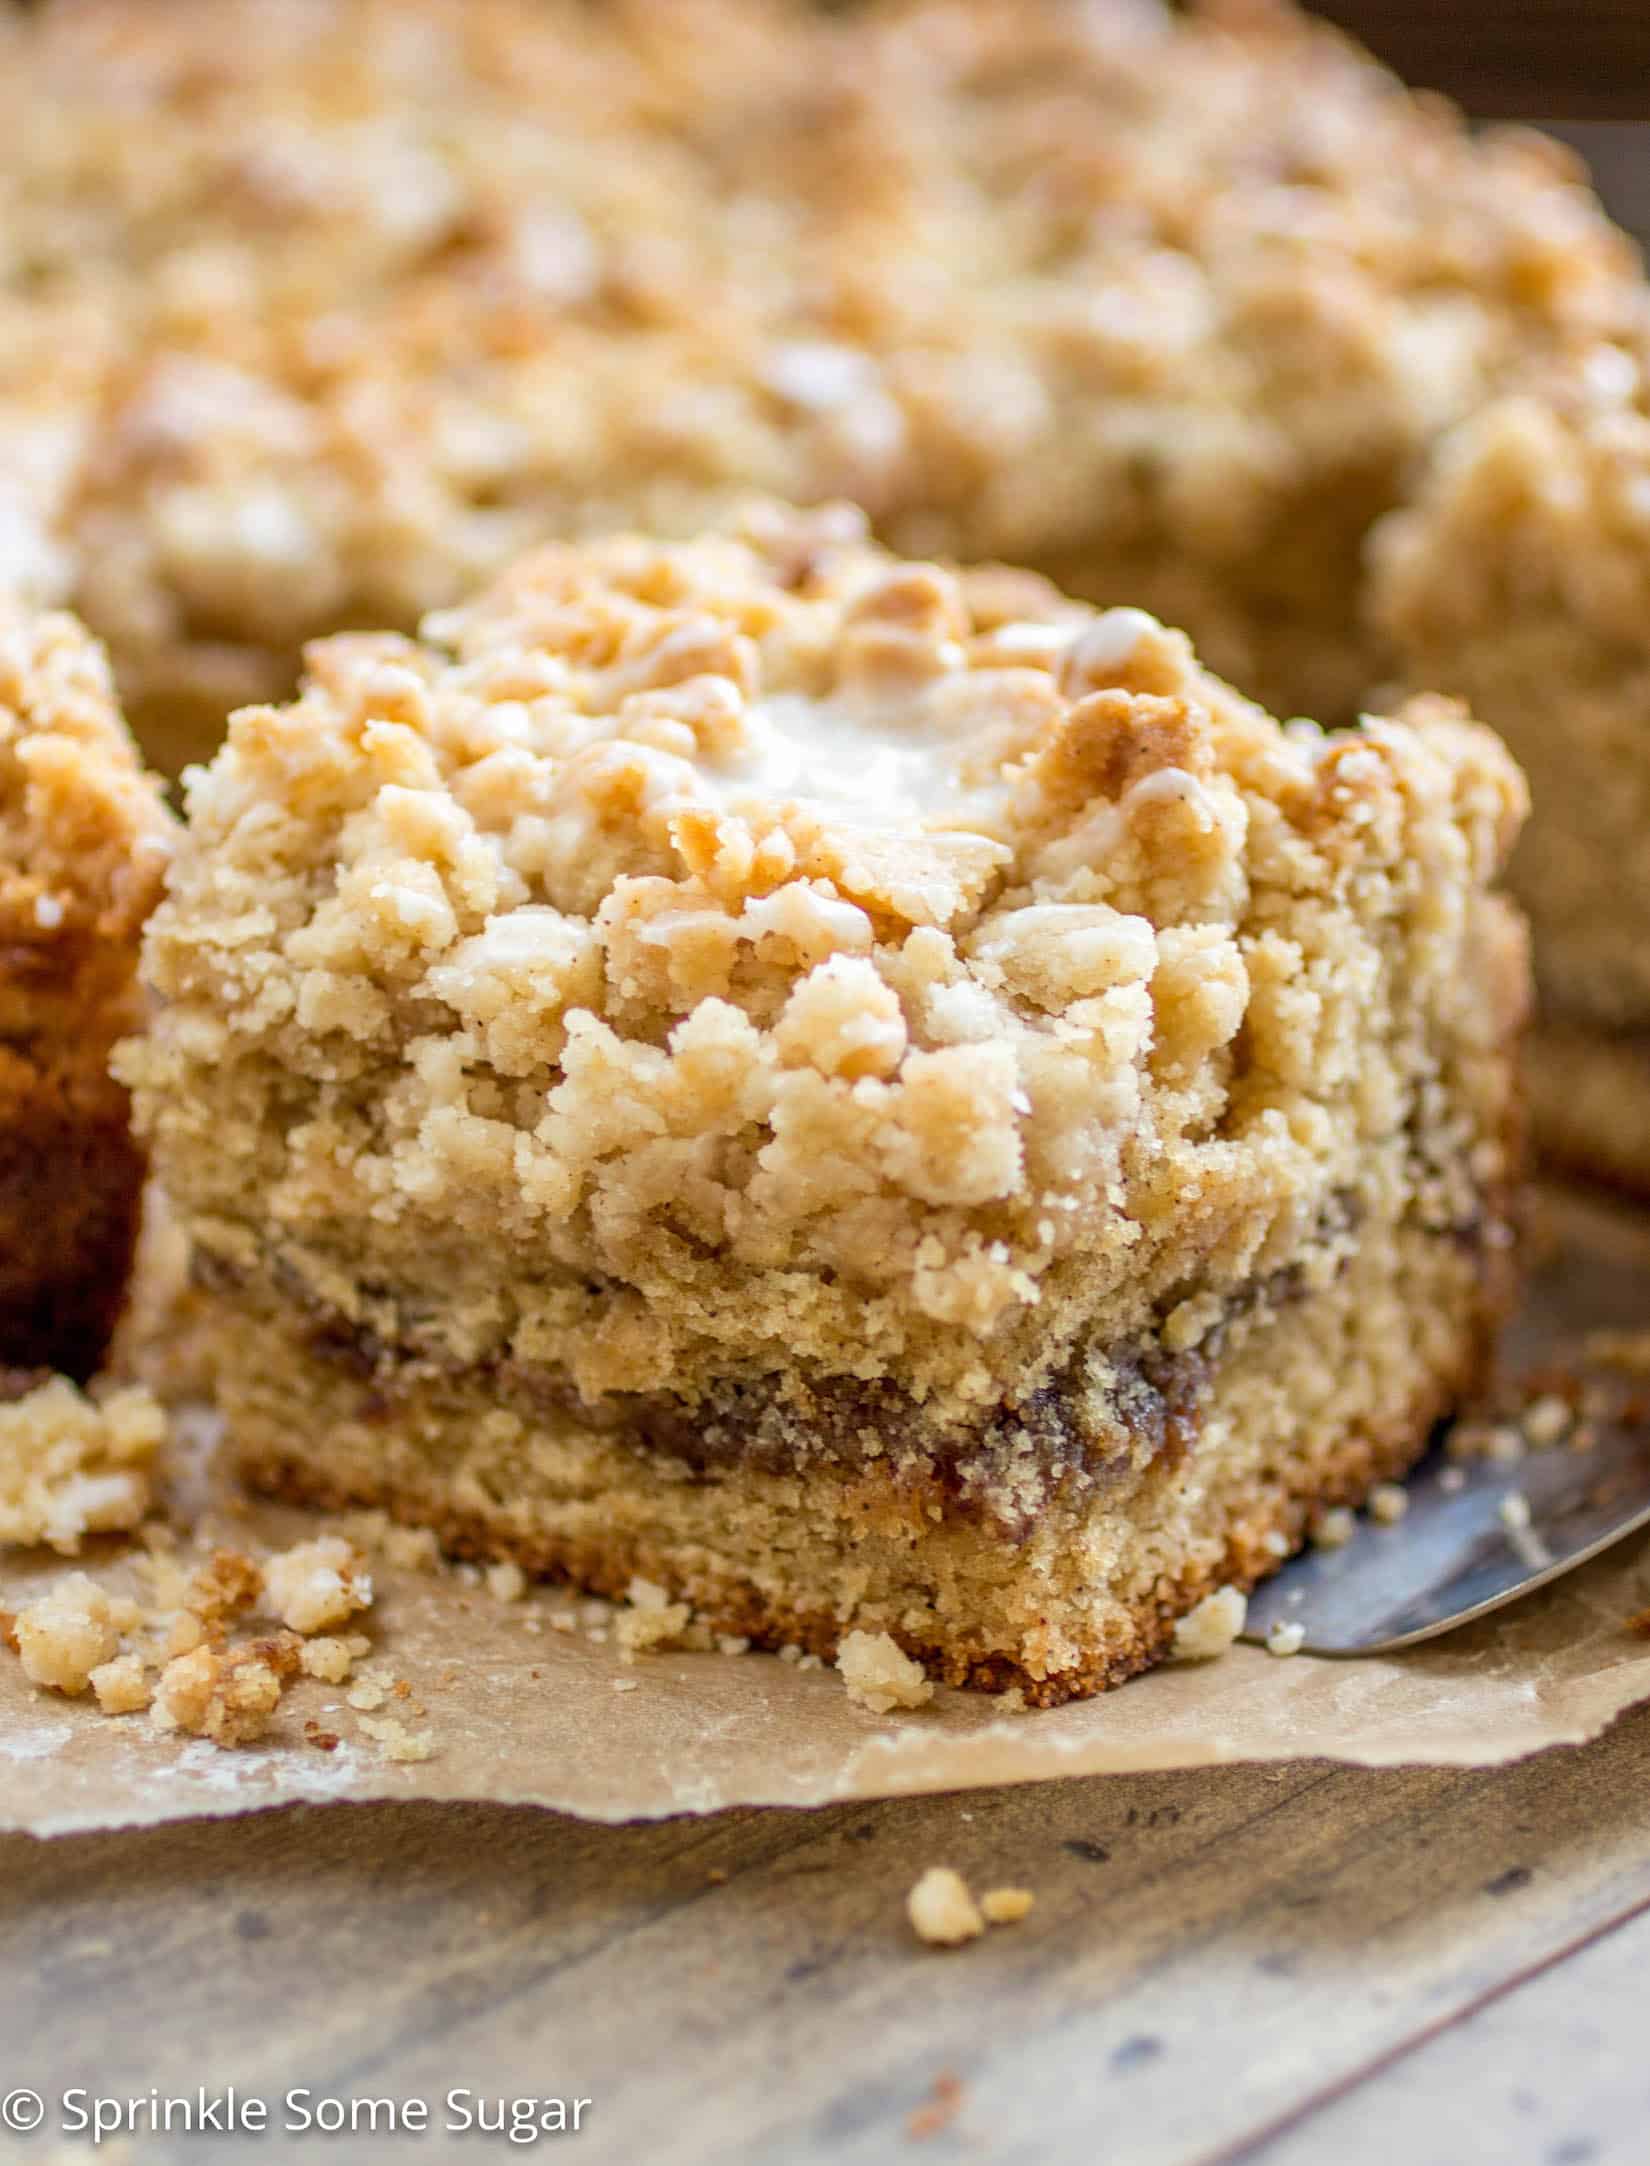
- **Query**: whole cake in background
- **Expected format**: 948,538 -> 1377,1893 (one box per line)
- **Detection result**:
1374,346 -> 1650,1193
122,505 -> 1529,1700
0,0 -> 1637,774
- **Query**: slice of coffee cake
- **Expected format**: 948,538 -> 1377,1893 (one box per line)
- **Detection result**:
0,605 -> 172,1377
126,507 -> 1528,1700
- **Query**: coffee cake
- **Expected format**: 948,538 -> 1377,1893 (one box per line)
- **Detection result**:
125,508 -> 1528,1701
0,606 -> 172,1378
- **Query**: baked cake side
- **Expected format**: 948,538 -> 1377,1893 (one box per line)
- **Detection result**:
1,0 -> 1637,766
126,508 -> 1528,1701
1372,341 -> 1650,1189
0,605 -> 173,1377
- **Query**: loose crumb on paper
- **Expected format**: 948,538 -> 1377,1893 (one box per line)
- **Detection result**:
8,1572 -> 124,1694
356,1713 -> 437,1763
1313,1507 -> 1356,1549
837,1629 -> 935,1713
1265,1620 -> 1307,1659
261,1534 -> 372,1634
612,1576 -> 693,1659
151,1635 -> 302,1747
1171,1585 -> 1246,1661
2,1521 -> 384,1749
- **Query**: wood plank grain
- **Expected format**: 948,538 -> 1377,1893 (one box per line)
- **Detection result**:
8,1708 -> 1650,2165
1237,1887 -> 1650,2165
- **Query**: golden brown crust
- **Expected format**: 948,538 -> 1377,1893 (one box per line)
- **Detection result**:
0,603 -> 173,1375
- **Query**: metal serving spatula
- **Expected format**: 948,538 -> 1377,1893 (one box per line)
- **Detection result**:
1242,1419 -> 1650,1656
1239,1184 -> 1650,1657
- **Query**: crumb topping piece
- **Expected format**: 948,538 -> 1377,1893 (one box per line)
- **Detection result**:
0,1377 -> 165,1555
261,1534 -> 372,1634
151,1634 -> 302,1748
908,1867 -> 985,1948
10,1571 -> 125,1695
1171,1585 -> 1247,1662
838,1628 -> 935,1714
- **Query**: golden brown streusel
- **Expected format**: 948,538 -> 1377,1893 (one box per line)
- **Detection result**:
908,1867 -> 985,1948
260,1534 -> 372,1635
128,509 -> 1527,1701
89,1649 -> 152,1714
1371,340 -> 1650,1187
151,1633 -> 303,1748
0,1377 -> 165,1554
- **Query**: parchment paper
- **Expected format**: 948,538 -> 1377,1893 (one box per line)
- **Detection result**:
4,1185 -> 1650,1835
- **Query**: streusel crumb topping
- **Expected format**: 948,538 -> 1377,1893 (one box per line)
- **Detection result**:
0,604 -> 171,963
0,0 -> 1638,742
0,1376 -> 165,1555
129,505 -> 1525,1418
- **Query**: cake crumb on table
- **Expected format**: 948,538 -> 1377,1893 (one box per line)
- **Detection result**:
980,1887 -> 1035,1926
189,1547 -> 262,1629
1171,1586 -> 1246,1662
379,1525 -> 441,1572
838,1629 -> 935,1713
298,1635 -> 354,1684
907,1868 -> 985,1948
1266,1621 -> 1307,1659
613,1577 -> 693,1658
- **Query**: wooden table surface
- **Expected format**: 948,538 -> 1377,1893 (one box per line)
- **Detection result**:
6,70 -> 1650,2166
7,1708 -> 1650,2163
